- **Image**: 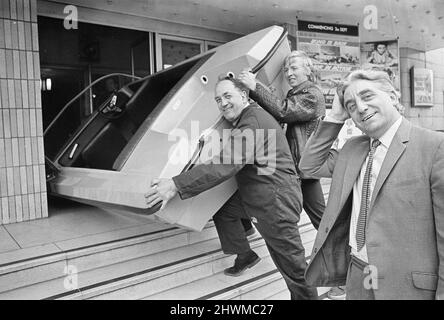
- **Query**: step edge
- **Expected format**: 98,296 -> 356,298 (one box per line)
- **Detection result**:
208,272 -> 283,300
56,239 -> 268,300
0,223 -> 217,275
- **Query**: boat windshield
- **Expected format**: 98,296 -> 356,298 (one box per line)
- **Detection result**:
44,52 -> 212,171
44,73 -> 140,162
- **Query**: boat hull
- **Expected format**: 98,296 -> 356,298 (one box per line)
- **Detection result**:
47,26 -> 291,231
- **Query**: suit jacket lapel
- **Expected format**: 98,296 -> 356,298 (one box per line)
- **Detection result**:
312,137 -> 369,260
369,119 -> 411,210
339,136 -> 370,210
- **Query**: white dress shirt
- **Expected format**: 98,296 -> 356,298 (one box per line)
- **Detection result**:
349,117 -> 402,262
324,115 -> 402,262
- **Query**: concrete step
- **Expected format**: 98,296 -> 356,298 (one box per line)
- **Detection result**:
0,214 -> 316,300
203,227 -> 317,301
143,226 -> 317,301
91,227 -> 316,300
0,222 -> 219,295
61,225 -> 313,300
0,235 -> 261,300
72,238 -> 271,300
204,266 -> 286,301
223,274 -> 286,300
265,289 -> 289,300
265,286 -> 331,300
144,256 -> 283,300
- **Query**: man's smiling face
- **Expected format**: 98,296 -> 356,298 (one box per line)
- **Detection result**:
214,80 -> 248,123
343,79 -> 400,139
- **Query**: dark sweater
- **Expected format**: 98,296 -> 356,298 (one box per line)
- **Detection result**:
173,103 -> 299,213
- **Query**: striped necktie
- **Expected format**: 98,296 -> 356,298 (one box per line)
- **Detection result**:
356,139 -> 381,251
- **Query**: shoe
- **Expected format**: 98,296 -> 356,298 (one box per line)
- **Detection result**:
224,251 -> 261,277
327,286 -> 346,300
245,226 -> 258,240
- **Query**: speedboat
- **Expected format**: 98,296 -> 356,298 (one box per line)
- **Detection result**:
44,25 -> 291,231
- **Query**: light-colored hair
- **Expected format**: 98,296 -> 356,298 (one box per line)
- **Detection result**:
284,50 -> 315,82
339,69 -> 404,114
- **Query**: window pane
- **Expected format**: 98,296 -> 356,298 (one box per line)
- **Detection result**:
132,38 -> 151,77
161,39 -> 201,69
41,67 -> 86,161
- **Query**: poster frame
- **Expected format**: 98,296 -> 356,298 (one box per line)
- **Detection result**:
410,67 -> 434,107
295,18 -> 360,108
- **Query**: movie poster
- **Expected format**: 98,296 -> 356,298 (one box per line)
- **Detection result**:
411,68 -> 434,107
296,20 -> 360,107
360,39 -> 400,91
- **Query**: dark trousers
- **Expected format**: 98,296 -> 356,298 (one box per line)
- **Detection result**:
301,178 -> 325,230
213,191 -> 252,255
345,256 -> 376,300
213,185 -> 318,300
214,179 -> 325,254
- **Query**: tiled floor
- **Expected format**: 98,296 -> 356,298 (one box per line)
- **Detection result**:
0,226 -> 20,253
0,195 -> 169,255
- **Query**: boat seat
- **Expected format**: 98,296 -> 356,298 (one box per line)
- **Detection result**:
82,123 -> 128,170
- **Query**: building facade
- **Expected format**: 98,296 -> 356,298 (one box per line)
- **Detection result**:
1,0 -> 443,225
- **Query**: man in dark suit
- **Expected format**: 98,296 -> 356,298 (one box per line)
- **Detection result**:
145,76 -> 317,300
299,69 -> 444,299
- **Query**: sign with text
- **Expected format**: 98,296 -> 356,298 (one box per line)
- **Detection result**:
411,67 -> 434,107
296,20 -> 360,107
297,20 -> 359,36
